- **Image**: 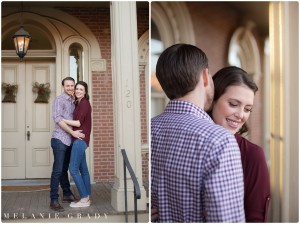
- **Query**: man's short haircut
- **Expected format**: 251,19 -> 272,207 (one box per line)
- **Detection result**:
61,77 -> 75,86
156,44 -> 209,100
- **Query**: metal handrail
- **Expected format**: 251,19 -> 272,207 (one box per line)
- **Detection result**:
121,149 -> 141,223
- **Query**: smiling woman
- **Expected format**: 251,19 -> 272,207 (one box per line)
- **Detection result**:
209,66 -> 258,135
212,85 -> 254,134
60,81 -> 92,208
209,66 -> 270,222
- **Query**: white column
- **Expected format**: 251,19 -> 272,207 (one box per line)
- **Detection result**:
269,2 -> 299,222
281,2 -> 299,222
110,1 -> 147,212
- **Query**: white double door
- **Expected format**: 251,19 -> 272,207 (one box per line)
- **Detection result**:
2,61 -> 55,179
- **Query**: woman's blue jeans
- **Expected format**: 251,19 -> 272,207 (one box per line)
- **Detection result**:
69,139 -> 91,199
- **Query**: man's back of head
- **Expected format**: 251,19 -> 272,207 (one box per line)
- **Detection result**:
155,44 -> 209,100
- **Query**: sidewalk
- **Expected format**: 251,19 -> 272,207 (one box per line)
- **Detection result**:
1,182 -> 149,223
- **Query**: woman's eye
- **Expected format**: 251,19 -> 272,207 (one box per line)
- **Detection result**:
229,102 -> 238,107
244,108 -> 253,113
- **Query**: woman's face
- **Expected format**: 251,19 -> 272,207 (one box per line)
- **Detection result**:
212,85 -> 254,134
75,84 -> 86,100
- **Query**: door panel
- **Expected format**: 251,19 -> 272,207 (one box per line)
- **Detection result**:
2,62 -> 55,179
2,63 -> 26,179
26,63 -> 55,178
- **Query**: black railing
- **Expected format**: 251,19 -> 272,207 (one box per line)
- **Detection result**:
121,149 -> 141,223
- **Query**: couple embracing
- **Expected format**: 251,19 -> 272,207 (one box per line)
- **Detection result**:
49,77 -> 92,212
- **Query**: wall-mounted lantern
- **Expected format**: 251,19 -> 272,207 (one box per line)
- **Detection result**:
12,2 -> 31,62
12,26 -> 31,62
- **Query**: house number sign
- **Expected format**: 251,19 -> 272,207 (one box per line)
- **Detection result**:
125,79 -> 132,109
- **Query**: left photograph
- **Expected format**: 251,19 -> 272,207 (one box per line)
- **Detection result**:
1,1 -> 149,223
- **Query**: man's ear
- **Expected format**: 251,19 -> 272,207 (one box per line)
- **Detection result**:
202,68 -> 209,87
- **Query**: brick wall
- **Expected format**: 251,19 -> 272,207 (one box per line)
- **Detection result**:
137,7 -> 149,38
60,5 -> 149,182
137,7 -> 150,181
187,2 -> 239,75
140,67 -> 149,180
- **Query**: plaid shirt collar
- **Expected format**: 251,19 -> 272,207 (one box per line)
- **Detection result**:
164,100 -> 213,122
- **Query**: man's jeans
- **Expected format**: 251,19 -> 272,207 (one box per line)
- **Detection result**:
50,138 -> 72,201
70,139 -> 91,198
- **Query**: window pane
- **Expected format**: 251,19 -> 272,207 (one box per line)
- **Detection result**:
69,43 -> 83,83
70,55 -> 78,82
228,43 -> 242,67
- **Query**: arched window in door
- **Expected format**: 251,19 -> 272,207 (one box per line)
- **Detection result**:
228,23 -> 261,82
63,37 -> 90,85
69,43 -> 83,83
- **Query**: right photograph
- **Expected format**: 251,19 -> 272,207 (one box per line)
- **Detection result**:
150,1 -> 298,223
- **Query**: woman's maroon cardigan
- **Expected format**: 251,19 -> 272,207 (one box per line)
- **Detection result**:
235,134 -> 271,222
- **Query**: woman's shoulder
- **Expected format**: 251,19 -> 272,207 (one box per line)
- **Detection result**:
78,97 -> 91,107
235,134 -> 266,161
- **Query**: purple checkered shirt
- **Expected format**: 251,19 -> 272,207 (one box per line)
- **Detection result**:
151,100 -> 245,222
51,92 -> 75,146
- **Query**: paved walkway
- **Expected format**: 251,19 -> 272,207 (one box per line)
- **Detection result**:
1,182 -> 149,223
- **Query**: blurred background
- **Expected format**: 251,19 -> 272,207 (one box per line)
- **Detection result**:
151,1 -> 298,222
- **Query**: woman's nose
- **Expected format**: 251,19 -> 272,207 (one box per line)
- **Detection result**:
234,109 -> 244,119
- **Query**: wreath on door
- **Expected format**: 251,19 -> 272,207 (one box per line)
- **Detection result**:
2,83 -> 18,103
32,82 -> 51,103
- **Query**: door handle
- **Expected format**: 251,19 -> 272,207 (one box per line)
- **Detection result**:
27,131 -> 30,141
